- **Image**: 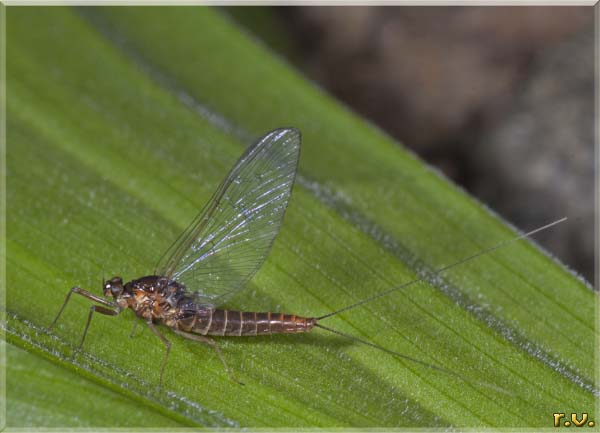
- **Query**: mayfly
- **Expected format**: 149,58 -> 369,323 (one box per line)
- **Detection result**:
49,127 -> 565,387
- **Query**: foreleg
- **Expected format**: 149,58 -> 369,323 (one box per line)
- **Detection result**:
78,304 -> 119,350
49,286 -> 121,350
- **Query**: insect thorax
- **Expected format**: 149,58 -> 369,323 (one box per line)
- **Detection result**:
123,275 -> 189,321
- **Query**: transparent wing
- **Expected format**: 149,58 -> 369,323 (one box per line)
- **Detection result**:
155,128 -> 301,306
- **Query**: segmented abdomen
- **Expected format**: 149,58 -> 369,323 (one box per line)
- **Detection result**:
179,310 -> 316,336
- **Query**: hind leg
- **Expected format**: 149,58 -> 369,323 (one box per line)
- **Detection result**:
172,329 -> 244,385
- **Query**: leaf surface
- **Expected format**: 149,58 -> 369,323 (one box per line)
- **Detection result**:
5,6 -> 596,428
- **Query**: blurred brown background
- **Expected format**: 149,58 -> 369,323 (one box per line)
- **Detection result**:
227,6 -> 595,284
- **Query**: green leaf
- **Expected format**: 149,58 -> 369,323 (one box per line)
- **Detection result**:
5,6 -> 596,428
5,343 -> 183,427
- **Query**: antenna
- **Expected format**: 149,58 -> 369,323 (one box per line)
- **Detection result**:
316,217 -> 567,321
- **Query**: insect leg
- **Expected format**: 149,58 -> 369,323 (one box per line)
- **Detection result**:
172,329 -> 244,386
78,305 -> 120,351
49,286 -> 119,330
145,321 -> 171,386
129,316 -> 144,338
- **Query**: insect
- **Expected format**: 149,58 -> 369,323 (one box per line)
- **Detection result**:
49,127 -> 565,387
